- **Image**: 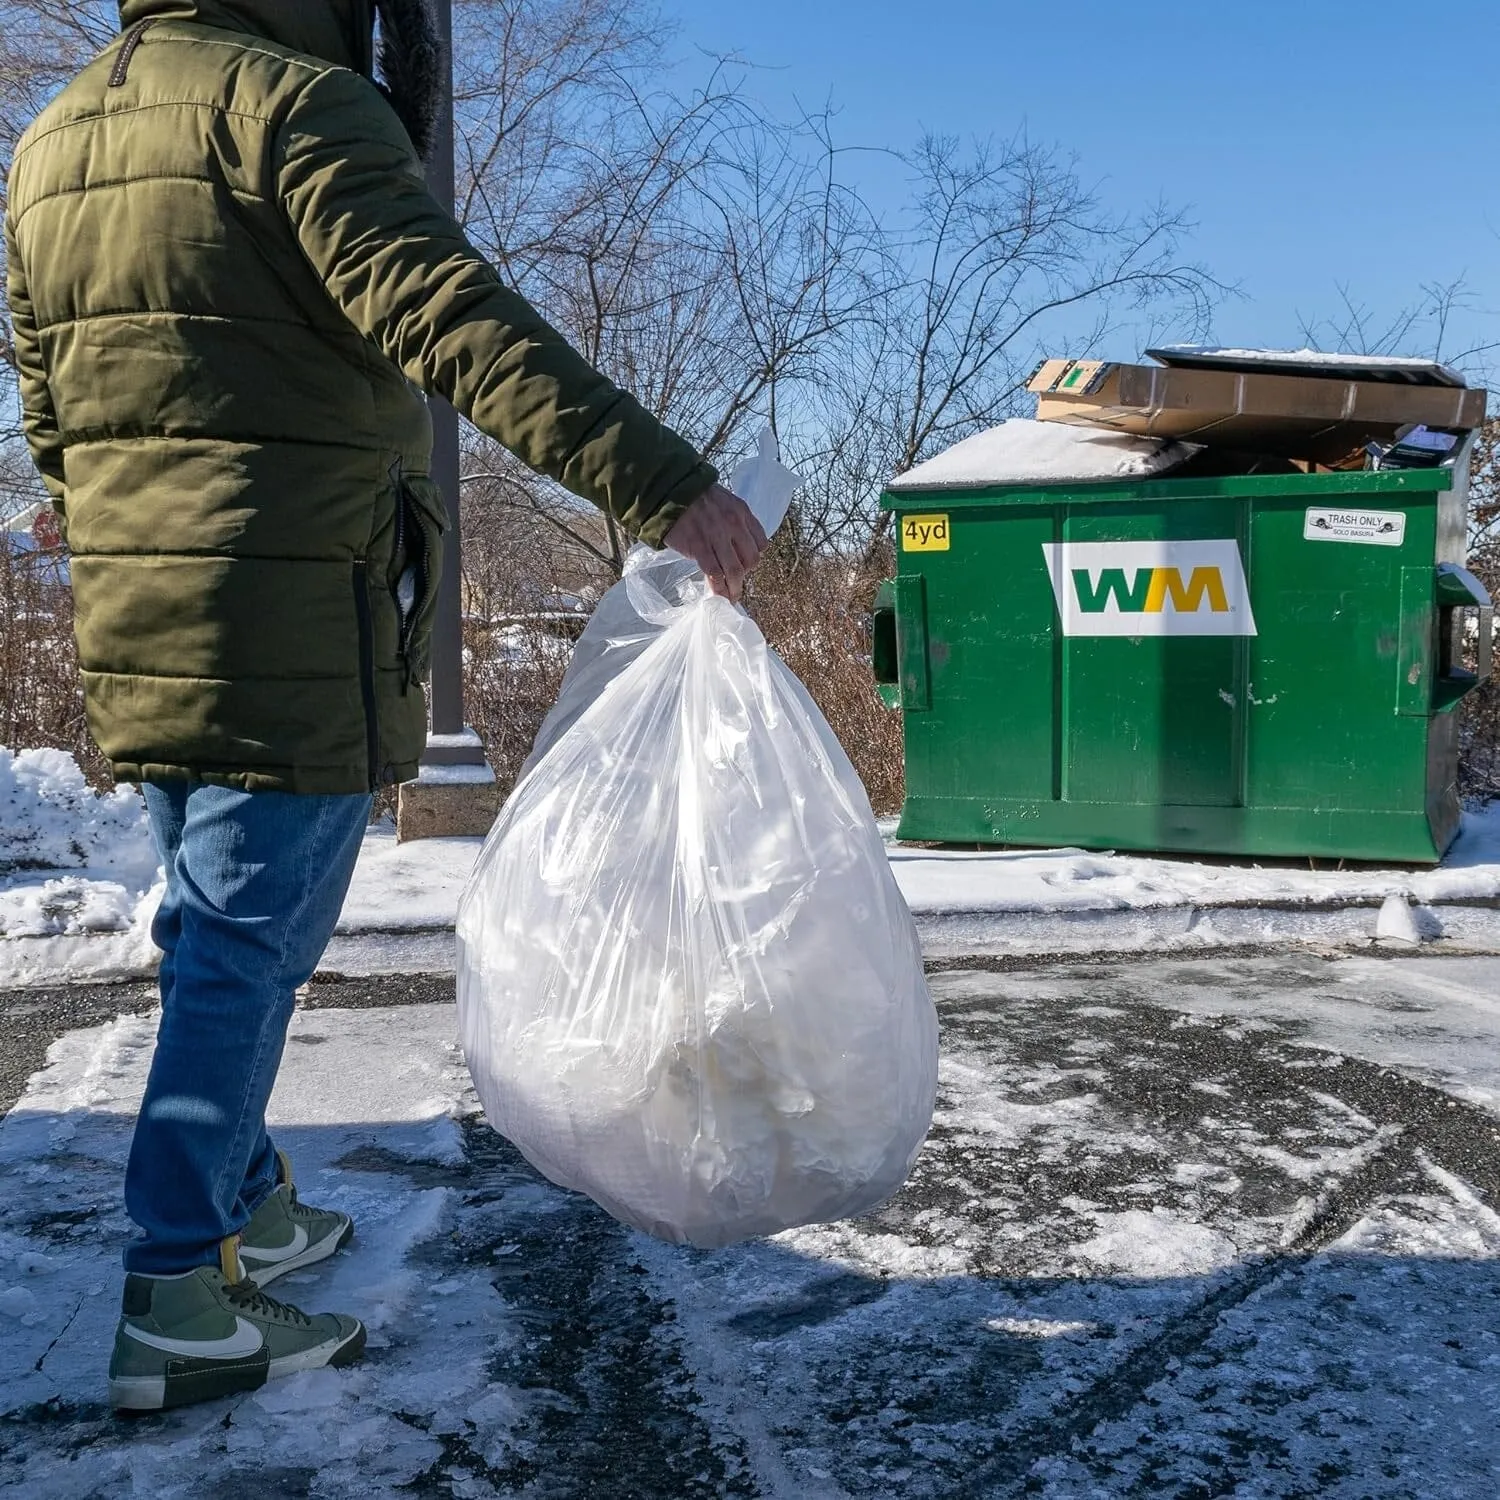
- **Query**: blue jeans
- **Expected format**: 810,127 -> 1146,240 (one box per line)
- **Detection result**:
123,782 -> 372,1275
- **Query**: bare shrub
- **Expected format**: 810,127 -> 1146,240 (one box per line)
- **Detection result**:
748,536 -> 903,818
459,488 -> 610,797
1460,418 -> 1500,803
0,528 -> 106,785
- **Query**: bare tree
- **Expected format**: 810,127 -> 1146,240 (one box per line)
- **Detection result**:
450,24 -> 883,575
816,134 -> 1221,557
1299,276 -> 1500,380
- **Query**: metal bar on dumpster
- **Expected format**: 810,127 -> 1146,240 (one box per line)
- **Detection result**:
894,575 -> 931,713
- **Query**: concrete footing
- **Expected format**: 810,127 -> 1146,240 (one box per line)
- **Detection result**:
397,761 -> 500,841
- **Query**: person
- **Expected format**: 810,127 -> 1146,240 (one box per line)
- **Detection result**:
4,0 -> 768,1413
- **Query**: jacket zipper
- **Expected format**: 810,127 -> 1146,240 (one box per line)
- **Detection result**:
390,459 -> 406,562
389,460 -> 426,692
109,18 -> 158,88
352,560 -> 380,791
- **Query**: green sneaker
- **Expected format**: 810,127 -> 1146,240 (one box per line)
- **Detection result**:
108,1239 -> 365,1412
238,1151 -> 353,1287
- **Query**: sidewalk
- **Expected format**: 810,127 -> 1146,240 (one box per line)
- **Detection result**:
322,807 -> 1500,974
7,806 -> 1500,989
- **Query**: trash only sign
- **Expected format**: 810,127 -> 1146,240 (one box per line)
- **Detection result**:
1304,507 -> 1406,547
1042,539 -> 1257,638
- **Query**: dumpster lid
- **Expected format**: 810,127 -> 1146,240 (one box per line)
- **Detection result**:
1146,345 -> 1469,389
886,418 -> 1200,493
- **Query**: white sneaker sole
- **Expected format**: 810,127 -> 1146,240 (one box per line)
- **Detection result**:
267,1320 -> 366,1379
240,1215 -> 353,1288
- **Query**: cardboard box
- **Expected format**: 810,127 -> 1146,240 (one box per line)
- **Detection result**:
1029,351 -> 1488,463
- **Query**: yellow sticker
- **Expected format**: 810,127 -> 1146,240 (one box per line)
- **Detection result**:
901,514 -> 951,552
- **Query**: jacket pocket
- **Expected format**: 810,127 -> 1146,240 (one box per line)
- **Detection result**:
390,473 -> 449,688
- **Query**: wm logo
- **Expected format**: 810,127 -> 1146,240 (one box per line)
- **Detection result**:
1073,566 -> 1230,616
1043,541 -> 1256,638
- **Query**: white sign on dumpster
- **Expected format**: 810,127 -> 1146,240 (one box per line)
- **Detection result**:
1303,507 -> 1406,547
1042,539 -> 1257,638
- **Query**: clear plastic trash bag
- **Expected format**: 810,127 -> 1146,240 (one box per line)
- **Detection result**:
456,431 -> 939,1247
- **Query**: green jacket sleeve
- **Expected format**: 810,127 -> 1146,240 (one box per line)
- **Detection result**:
4,212 -> 68,518
274,68 -> 715,547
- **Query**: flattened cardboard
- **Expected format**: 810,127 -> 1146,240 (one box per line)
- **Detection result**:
1144,345 -> 1469,389
1029,358 -> 1487,462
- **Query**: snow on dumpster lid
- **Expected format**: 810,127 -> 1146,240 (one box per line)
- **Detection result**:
886,418 -> 1200,493
1147,345 -> 1469,389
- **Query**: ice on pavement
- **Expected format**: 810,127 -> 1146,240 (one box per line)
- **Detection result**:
5,955 -> 1500,1495
1,1004 -> 487,1495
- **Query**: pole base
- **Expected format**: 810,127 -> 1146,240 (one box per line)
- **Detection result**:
397,761 -> 499,842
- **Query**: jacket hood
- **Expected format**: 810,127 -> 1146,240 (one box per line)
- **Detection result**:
116,0 -> 442,159
117,1 -> 377,76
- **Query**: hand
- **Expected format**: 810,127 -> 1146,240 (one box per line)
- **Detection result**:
664,484 -> 770,602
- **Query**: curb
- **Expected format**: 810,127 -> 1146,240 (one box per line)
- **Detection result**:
9,900 -> 1500,990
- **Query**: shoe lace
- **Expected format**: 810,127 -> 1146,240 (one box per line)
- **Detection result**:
225,1277 -> 314,1329
283,1187 -> 329,1225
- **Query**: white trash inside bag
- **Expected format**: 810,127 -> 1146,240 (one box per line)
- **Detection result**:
456,431 -> 939,1247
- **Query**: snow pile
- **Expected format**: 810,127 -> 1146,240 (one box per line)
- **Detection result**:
0,748 -> 160,944
0,748 -> 153,879
887,802 -> 1500,913
887,418 -> 1198,492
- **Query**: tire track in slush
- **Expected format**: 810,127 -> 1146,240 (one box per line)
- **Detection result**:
950,992 -> 1500,1498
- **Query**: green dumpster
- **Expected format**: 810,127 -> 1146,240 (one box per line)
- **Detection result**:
874,439 -> 1493,864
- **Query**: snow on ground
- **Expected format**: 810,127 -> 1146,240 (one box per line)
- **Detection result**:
0,748 -> 158,937
1,1004 -> 487,1496
341,824 -> 484,932
340,803 -> 1500,933
897,802 -> 1500,909
6,956 -> 1500,1496
0,749 -> 164,989
7,745 -> 1500,987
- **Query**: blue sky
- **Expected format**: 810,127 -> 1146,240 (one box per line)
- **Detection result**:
666,0 -> 1500,375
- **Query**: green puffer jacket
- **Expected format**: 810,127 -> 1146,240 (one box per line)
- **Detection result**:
4,0 -> 716,793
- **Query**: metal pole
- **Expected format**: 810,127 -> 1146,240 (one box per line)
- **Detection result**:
421,0 -> 484,769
